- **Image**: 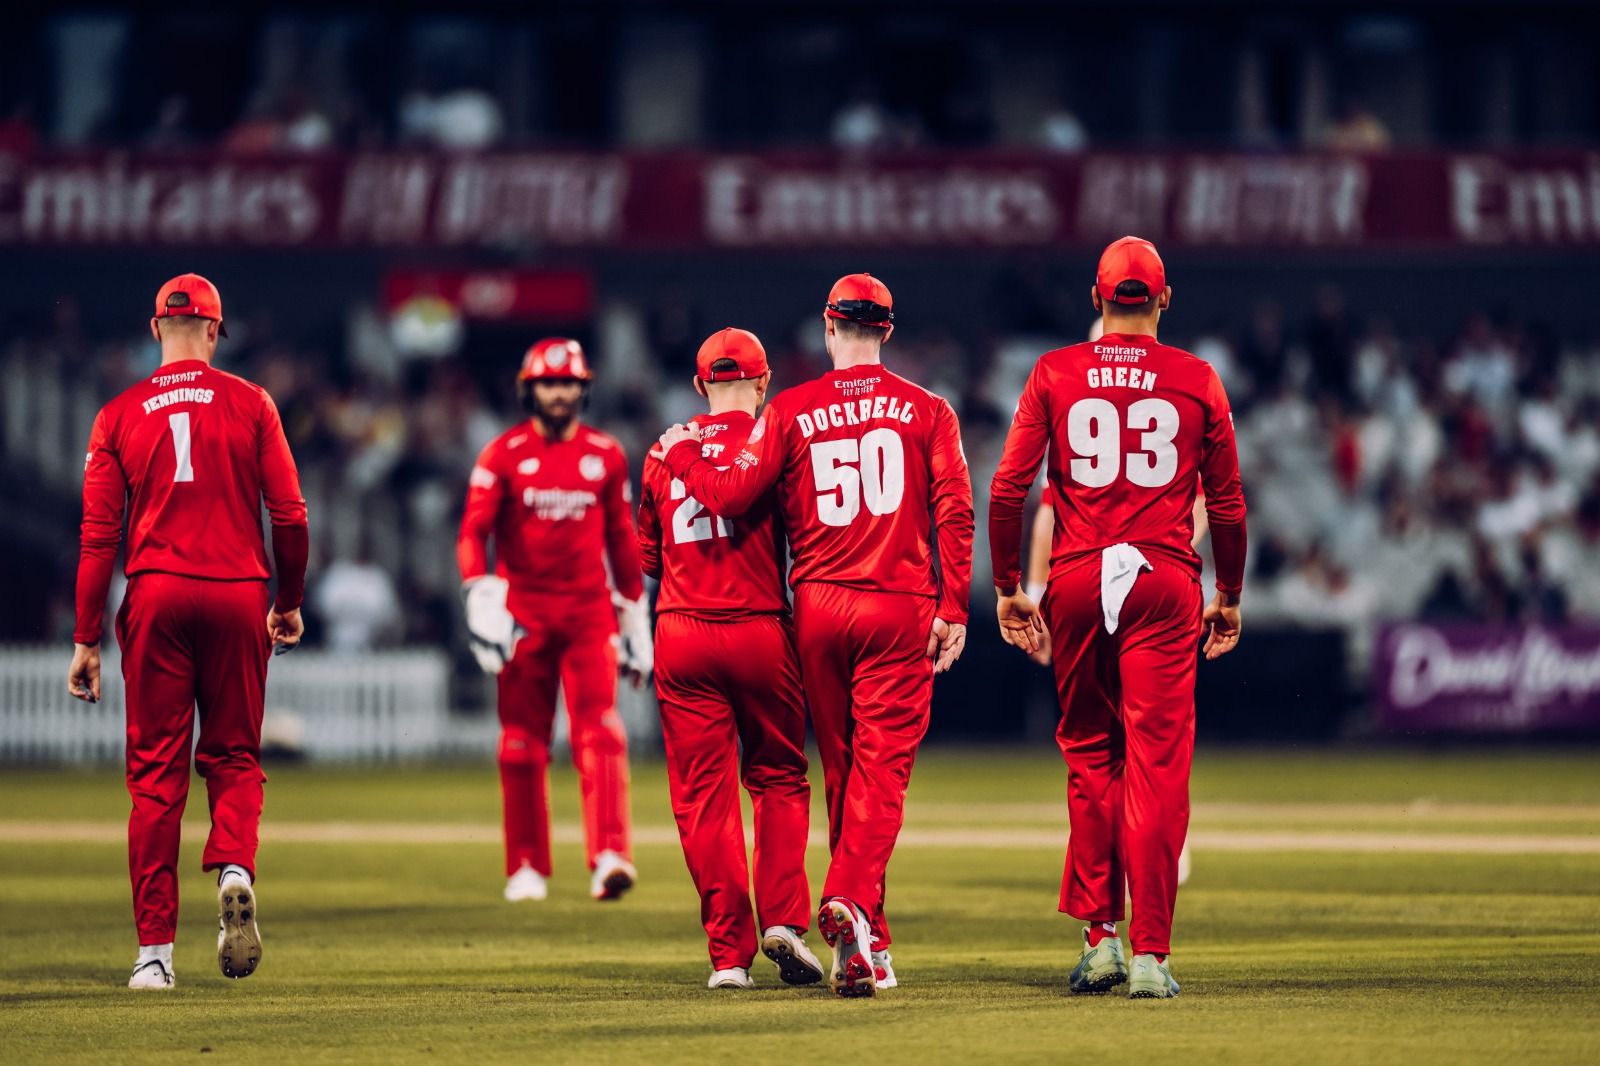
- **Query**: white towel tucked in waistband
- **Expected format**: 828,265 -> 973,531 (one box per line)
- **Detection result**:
1099,543 -> 1152,635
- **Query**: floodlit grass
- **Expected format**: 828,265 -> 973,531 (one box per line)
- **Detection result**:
2,747 -> 1598,1064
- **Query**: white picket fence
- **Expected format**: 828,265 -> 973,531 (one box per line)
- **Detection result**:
0,647 -> 454,764
0,646 -> 660,764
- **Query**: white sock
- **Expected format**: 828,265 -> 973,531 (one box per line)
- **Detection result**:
217,864 -> 252,887
137,942 -> 173,967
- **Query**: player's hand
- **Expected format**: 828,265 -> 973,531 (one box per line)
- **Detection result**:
926,617 -> 967,674
267,607 -> 304,656
462,577 -> 522,674
1202,592 -> 1242,660
1028,625 -> 1053,667
614,592 -> 655,689
656,423 -> 703,455
68,643 -> 101,703
996,590 -> 1046,656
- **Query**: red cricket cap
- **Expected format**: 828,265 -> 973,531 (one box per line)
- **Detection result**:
154,273 -> 227,337
1096,237 -> 1166,305
519,337 -> 592,382
696,327 -> 768,382
825,273 -> 894,325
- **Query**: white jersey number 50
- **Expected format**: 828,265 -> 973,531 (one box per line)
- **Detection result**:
810,428 -> 906,527
1066,397 -> 1179,488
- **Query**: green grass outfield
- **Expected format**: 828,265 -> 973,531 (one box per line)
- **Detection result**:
2,747 -> 1598,1065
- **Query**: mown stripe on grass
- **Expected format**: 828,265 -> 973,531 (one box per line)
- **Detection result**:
1,821 -> 1596,853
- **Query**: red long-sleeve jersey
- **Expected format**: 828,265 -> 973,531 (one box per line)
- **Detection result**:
639,410 -> 789,621
663,364 -> 974,626
457,420 -> 644,626
75,358 -> 310,644
990,333 -> 1247,594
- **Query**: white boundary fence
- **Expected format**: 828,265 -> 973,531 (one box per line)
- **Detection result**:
0,646 -> 660,764
0,647 -> 451,764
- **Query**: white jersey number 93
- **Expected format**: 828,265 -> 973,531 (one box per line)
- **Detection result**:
1066,397 -> 1180,488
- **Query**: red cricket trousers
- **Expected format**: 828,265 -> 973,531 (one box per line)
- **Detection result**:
654,612 -> 811,970
116,572 -> 270,946
795,582 -> 935,949
1045,553 -> 1201,957
497,595 -> 629,876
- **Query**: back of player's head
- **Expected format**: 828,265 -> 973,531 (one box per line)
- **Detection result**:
826,273 -> 893,343
1096,237 -> 1166,314
154,273 -> 228,337
696,328 -> 768,383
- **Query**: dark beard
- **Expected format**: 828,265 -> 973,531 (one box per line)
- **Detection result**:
534,406 -> 576,435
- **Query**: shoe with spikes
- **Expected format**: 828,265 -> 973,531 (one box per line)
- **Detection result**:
818,898 -> 875,999
217,875 -> 262,979
761,925 -> 825,986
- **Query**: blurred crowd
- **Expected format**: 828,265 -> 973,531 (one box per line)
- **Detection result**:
4,5 -> 1587,157
5,278 -> 1599,685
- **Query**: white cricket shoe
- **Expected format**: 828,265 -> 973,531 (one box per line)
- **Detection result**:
707,967 -> 753,990
590,850 -> 636,901
217,875 -> 261,979
504,864 -> 549,902
872,949 -> 897,989
818,898 -> 875,998
128,959 -> 174,990
761,925 -> 825,986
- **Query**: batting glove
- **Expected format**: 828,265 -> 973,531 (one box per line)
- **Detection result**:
613,592 -> 654,689
461,576 -> 525,675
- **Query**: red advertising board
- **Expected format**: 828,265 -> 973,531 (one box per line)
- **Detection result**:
2,149 -> 1597,251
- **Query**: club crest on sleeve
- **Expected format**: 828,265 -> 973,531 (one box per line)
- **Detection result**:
580,455 -> 606,481
517,458 -> 541,475
748,417 -> 767,444
469,465 -> 497,489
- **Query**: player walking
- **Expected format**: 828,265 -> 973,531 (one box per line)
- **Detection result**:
637,328 -> 822,991
657,275 -> 973,998
458,339 -> 651,903
71,273 -> 309,989
989,237 -> 1246,999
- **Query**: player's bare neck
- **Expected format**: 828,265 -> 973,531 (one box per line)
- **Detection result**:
159,346 -> 214,367
704,395 -> 758,419
531,415 -> 579,442
1100,317 -> 1159,341
829,345 -> 883,371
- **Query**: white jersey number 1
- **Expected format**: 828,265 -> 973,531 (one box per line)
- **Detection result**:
167,412 -> 195,483
809,427 -> 906,527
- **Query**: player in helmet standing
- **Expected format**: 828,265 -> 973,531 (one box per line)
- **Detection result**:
457,338 -> 652,903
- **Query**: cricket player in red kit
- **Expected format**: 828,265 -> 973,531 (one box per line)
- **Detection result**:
457,338 -> 650,903
70,273 -> 309,990
657,275 -> 974,998
637,328 -> 823,991
989,237 -> 1246,999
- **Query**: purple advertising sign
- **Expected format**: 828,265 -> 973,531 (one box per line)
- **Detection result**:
1375,624 -> 1600,733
